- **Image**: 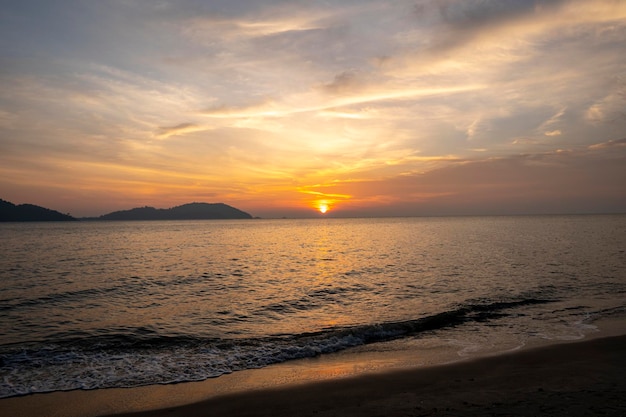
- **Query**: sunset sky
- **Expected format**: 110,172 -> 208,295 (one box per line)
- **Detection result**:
1,0 -> 625,218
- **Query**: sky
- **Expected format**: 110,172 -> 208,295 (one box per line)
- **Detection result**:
1,0 -> 625,218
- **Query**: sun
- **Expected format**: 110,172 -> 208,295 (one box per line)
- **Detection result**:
313,199 -> 332,214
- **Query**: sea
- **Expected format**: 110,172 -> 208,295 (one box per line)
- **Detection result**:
1,215 -> 625,398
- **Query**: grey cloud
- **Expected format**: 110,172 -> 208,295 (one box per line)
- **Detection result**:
320,71 -> 366,95
424,0 -> 568,30
335,139 -> 626,216
410,0 -> 566,55
438,0 -> 559,27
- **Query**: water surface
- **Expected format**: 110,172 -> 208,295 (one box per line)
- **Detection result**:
1,215 -> 624,397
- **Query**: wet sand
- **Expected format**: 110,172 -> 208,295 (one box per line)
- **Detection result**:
108,334 -> 626,417
4,334 -> 624,417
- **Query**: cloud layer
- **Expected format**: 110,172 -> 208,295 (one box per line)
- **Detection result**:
1,0 -> 625,216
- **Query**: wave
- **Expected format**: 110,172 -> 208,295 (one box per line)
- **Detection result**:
0,273 -> 220,312
0,297 -> 553,398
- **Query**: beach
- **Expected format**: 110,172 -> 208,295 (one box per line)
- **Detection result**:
2,333 -> 624,417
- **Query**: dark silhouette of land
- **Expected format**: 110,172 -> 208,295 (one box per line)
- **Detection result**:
0,199 -> 76,222
0,200 -> 253,221
95,202 -> 253,220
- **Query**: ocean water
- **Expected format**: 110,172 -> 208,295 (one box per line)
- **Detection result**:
0,215 -> 625,398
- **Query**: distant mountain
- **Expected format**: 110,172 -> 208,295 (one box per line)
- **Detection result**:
0,199 -> 76,222
97,202 -> 253,220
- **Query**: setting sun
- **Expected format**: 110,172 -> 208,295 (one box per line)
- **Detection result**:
314,199 -> 331,214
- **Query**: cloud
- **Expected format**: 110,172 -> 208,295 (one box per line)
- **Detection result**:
427,0 -> 557,52
320,71 -> 367,95
201,101 -> 280,118
588,138 -> 626,149
387,0 -> 626,79
321,138 -> 626,216
466,118 -> 488,141
1,0 -> 625,217
181,7 -> 329,45
417,0 -> 625,55
585,87 -> 626,124
156,123 -> 211,139
316,108 -> 375,120
538,107 -> 566,133
201,82 -> 485,123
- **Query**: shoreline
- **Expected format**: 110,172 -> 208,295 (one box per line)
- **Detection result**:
110,334 -> 626,417
2,332 -> 625,417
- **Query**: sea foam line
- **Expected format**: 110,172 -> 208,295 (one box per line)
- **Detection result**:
0,297 -> 553,398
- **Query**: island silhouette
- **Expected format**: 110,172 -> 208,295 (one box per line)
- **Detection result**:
1,199 -> 253,221
95,202 -> 253,220
0,199 -> 76,221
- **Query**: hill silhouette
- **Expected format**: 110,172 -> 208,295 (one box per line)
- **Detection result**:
97,202 -> 253,220
0,199 -> 76,222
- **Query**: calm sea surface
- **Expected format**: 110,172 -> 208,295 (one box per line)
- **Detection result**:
1,215 -> 625,398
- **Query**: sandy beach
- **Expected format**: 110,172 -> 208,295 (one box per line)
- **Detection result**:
2,334 -> 624,417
